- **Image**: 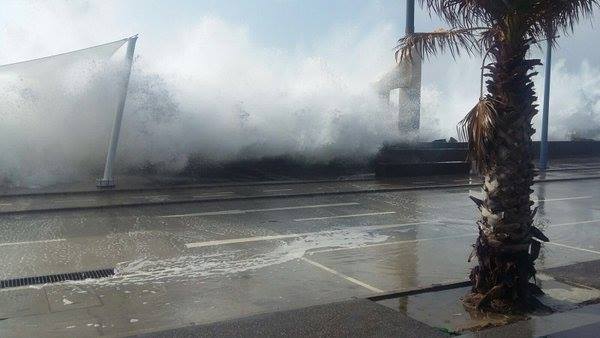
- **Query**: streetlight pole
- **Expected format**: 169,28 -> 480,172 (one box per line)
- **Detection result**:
397,0 -> 421,132
406,0 -> 414,35
97,35 -> 138,188
539,40 -> 552,171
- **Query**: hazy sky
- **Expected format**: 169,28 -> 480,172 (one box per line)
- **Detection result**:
1,0 -> 596,64
0,1 -> 597,119
0,0 -> 598,135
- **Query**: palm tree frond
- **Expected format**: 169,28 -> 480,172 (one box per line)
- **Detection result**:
395,28 -> 484,62
530,0 -> 599,44
457,98 -> 498,172
419,0 -> 499,27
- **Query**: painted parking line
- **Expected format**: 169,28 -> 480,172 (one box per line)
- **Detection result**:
291,218 -> 600,258
550,219 -> 600,228
461,195 -> 592,204
362,184 -> 392,188
0,238 -> 66,247
534,196 -> 593,202
130,195 -> 170,199
263,188 -> 293,193
192,192 -> 235,199
412,181 -> 436,185
294,211 -> 397,222
543,241 -> 600,255
162,202 -> 360,218
184,221 -> 436,248
301,257 -> 383,293
52,198 -> 96,203
307,233 -> 476,255
186,234 -> 301,248
438,219 -> 600,229
0,203 -> 12,206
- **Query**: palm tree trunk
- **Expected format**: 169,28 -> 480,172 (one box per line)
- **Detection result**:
466,37 -> 547,312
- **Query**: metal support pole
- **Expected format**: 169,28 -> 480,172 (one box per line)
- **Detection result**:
406,0 -> 415,35
397,0 -> 421,133
97,35 -> 138,188
539,41 -> 552,171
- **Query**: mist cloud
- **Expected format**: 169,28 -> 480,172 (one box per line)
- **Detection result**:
0,1 -> 598,187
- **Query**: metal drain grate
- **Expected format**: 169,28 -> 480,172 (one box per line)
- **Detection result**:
0,268 -> 115,289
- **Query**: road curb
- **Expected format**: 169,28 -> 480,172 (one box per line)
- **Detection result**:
367,281 -> 472,302
0,177 -> 375,199
1,175 -> 599,216
2,165 -> 599,199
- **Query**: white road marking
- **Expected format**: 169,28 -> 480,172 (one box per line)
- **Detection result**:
361,184 -> 392,189
263,188 -> 293,192
440,218 -> 474,224
533,196 -> 593,202
543,241 -> 600,255
192,192 -> 234,198
53,198 -> 96,203
163,202 -> 360,218
550,219 -> 600,228
186,234 -> 300,248
308,233 -> 477,255
0,238 -> 66,247
294,211 -> 397,222
131,195 -> 170,199
413,181 -> 435,185
300,257 -> 383,293
0,203 -> 12,206
434,218 -> 600,229
185,221 -> 436,248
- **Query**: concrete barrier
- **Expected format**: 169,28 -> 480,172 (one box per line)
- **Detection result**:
375,140 -> 600,177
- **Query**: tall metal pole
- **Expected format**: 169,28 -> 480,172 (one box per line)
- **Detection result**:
539,41 -> 552,171
406,0 -> 415,35
97,35 -> 138,188
397,0 -> 421,133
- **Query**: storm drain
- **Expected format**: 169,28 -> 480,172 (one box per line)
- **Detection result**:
0,268 -> 115,289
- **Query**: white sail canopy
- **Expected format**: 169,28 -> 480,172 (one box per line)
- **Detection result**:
0,37 -> 134,187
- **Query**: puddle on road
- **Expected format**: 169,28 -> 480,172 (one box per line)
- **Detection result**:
69,228 -> 389,287
378,273 -> 600,334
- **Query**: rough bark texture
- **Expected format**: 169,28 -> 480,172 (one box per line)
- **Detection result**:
465,34 -> 549,313
398,0 -> 599,314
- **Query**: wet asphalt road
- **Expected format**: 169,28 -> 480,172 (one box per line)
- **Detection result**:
0,169 -> 600,337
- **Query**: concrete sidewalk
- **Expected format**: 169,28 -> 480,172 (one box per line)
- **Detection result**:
129,260 -> 600,338
1,169 -> 599,216
132,299 -> 447,338
2,157 -> 599,198
129,291 -> 600,338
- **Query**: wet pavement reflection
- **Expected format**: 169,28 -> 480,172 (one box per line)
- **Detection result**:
0,175 -> 599,336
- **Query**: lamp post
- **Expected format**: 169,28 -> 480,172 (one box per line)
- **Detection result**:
406,0 -> 414,35
539,40 -> 552,171
397,0 -> 421,132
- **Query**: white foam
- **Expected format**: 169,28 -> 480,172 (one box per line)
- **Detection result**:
69,228 -> 388,287
0,3 -> 597,188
